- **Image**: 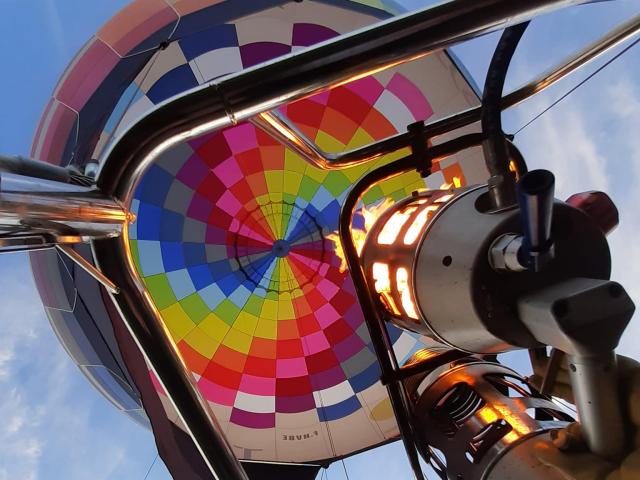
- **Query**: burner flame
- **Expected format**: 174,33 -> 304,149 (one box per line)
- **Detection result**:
328,198 -> 395,273
440,176 -> 462,190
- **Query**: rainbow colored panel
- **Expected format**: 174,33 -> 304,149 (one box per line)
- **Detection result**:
128,15 -> 439,462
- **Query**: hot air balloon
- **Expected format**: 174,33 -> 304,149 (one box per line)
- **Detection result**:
11,0 -> 637,479
28,0 -> 484,476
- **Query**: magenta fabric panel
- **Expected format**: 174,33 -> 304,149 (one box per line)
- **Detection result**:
54,38 -> 120,112
34,100 -> 77,165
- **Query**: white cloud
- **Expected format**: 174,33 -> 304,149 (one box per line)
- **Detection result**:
43,0 -> 71,61
0,257 -> 51,479
0,346 -> 14,380
513,71 -> 640,360
0,255 -> 160,479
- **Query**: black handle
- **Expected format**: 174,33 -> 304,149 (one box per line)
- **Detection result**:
516,169 -> 555,272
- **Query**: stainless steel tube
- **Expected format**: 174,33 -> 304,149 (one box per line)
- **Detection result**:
502,13 -> 640,109
56,244 -> 120,294
568,352 -> 627,462
251,111 -> 329,167
0,154 -> 72,184
251,110 -> 415,169
93,237 -> 250,480
0,190 -> 129,238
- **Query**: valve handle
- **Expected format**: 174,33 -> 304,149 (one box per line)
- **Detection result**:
516,169 -> 555,272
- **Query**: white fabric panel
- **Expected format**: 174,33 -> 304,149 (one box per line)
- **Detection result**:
226,424 -> 277,460
137,42 -> 187,93
325,409 -> 382,457
111,95 -> 155,140
191,47 -> 243,82
374,90 -> 415,132
313,379 -> 355,407
235,16 -> 293,46
235,391 -> 276,414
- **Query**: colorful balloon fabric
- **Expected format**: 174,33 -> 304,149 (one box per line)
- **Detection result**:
129,43 -> 433,465
30,0 -> 483,465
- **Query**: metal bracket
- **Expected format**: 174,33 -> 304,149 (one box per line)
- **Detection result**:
407,121 -> 431,178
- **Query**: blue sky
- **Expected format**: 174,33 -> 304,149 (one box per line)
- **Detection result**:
0,1 -> 639,479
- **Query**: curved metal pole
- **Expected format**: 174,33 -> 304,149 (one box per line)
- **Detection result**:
339,155 -> 426,480
97,0 -> 589,202
502,12 -> 640,109
252,13 -> 640,171
337,133 -> 484,480
93,235 -> 250,480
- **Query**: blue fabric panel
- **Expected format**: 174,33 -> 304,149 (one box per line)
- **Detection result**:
258,258 -> 277,289
386,323 -> 402,343
188,264 -> 214,290
138,165 -> 174,206
244,253 -> 275,280
103,83 -> 144,135
317,199 -> 341,230
208,259 -> 234,281
217,272 -> 241,296
166,269 -> 196,300
147,64 -> 199,104
317,396 -> 361,422
136,203 -> 162,239
310,185 -> 334,212
159,209 -> 185,242
179,24 -> 239,61
348,362 -> 379,393
284,214 -> 316,244
161,242 -> 185,272
137,240 -> 165,276
229,284 -> 251,307
352,210 -> 365,230
199,283 -> 226,310
183,242 -> 207,266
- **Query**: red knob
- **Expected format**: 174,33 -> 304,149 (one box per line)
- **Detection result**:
565,191 -> 619,235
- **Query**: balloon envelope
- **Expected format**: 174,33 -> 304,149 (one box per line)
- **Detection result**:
30,0 -> 486,467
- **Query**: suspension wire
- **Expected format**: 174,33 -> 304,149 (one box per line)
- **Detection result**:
513,36 -> 640,136
341,459 -> 350,480
142,452 -> 159,480
104,49 -> 162,152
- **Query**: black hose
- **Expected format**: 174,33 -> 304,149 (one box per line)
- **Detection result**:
481,22 -> 529,209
